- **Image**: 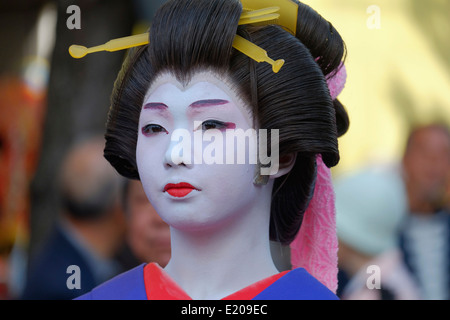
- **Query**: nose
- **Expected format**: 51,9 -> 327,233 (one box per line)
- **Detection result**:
164,128 -> 192,168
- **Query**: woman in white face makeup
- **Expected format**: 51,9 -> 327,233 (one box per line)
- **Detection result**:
137,74 -> 270,231
136,72 -> 291,300
77,0 -> 349,300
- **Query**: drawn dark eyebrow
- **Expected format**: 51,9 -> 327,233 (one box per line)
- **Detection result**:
143,102 -> 168,110
189,99 -> 230,108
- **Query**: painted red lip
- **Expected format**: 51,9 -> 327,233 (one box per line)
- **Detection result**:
164,182 -> 199,198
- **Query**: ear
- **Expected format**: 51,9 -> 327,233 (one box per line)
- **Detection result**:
253,153 -> 297,185
270,152 -> 297,179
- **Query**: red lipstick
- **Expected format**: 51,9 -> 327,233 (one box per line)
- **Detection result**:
164,182 -> 198,198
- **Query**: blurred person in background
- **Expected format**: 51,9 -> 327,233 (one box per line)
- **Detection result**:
399,123 -> 450,300
21,136 -> 126,299
334,164 -> 421,300
116,179 -> 171,270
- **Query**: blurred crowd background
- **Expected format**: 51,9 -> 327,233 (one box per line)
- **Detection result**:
0,0 -> 448,300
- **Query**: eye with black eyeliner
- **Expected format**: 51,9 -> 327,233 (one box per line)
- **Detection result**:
200,120 -> 236,131
141,124 -> 168,136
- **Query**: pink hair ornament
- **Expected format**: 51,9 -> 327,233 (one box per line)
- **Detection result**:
290,63 -> 346,294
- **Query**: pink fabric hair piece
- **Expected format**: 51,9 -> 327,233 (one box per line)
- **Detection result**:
327,63 -> 347,100
289,63 -> 347,294
290,155 -> 338,293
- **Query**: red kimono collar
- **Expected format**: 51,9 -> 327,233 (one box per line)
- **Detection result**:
143,262 -> 288,300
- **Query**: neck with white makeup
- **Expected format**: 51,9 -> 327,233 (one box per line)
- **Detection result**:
163,184 -> 279,300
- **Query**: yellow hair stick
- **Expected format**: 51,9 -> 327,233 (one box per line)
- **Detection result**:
241,0 -> 298,35
240,6 -> 280,19
240,7 -> 280,20
69,33 -> 149,59
68,4 -> 286,73
232,35 -> 284,73
238,13 -> 279,25
69,6 -> 282,59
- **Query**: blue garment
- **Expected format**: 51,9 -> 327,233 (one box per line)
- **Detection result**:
75,264 -> 147,300
76,264 -> 338,300
253,268 -> 338,300
399,210 -> 450,300
21,222 -> 120,300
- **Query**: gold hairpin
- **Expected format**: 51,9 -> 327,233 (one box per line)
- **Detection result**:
232,36 -> 284,73
69,33 -> 149,59
241,0 -> 298,35
68,0 -> 299,73
239,6 -> 280,25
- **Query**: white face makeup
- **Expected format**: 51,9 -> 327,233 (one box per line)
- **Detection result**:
136,72 -> 265,232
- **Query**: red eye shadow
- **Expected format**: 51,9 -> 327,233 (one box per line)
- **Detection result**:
189,99 -> 230,108
224,122 -> 236,130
